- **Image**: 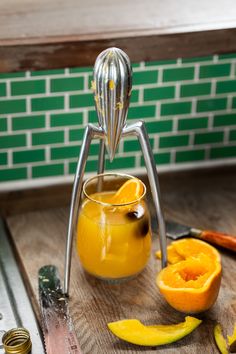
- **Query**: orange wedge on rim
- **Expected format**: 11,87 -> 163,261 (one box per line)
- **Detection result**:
112,178 -> 144,204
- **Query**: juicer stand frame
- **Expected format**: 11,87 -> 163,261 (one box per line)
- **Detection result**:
64,121 -> 167,295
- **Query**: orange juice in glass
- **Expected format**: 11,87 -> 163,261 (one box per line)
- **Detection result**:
76,173 -> 152,281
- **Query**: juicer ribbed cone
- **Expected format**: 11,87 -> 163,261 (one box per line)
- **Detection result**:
93,47 -> 132,161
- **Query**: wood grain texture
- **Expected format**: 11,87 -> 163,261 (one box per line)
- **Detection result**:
2,29 -> 236,73
1,0 -> 236,44
6,167 -> 236,353
1,0 -> 236,71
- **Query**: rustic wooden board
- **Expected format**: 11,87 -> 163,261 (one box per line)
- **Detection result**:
7,168 -> 236,353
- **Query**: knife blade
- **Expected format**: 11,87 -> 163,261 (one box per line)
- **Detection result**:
166,220 -> 236,252
38,265 -> 82,354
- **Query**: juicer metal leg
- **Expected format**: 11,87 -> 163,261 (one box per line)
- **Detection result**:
98,139 -> 105,174
97,139 -> 106,192
64,124 -> 97,295
122,121 -> 167,268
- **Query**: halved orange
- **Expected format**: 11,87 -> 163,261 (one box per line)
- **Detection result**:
112,178 -> 144,204
156,238 -> 221,264
156,253 -> 222,313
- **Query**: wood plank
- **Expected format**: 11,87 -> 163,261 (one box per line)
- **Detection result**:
6,167 -> 236,353
1,0 -> 236,71
2,0 -> 236,44
2,29 -> 236,73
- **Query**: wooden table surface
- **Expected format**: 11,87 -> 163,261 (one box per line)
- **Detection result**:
6,167 -> 236,353
1,0 -> 236,72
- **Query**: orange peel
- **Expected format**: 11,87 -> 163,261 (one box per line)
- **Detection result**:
108,316 -> 202,346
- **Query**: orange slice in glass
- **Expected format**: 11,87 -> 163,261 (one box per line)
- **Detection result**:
112,178 -> 144,204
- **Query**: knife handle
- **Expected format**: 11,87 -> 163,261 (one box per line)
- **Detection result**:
198,230 -> 236,252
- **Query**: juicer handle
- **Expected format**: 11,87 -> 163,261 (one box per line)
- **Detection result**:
198,230 -> 236,252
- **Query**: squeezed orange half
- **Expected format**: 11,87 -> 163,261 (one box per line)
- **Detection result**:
156,239 -> 222,313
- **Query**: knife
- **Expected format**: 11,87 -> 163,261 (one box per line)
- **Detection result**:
38,265 -> 82,354
166,220 -> 236,252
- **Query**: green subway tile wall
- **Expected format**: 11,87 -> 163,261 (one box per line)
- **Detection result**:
0,54 -> 236,186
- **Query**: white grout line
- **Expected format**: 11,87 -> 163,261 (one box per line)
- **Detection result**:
26,131 -> 31,148
45,77 -> 50,95
172,116 -> 178,133
45,112 -> 50,129
177,58 -> 182,67
139,61 -> 145,69
175,83 -> 180,99
26,96 -> 31,114
188,131 -> 195,146
230,62 -> 235,78
157,67 -> 163,84
153,136 -> 159,150
84,74 -> 90,91
213,55 -> 219,63
64,93 -> 69,111
194,63 -> 200,82
7,115 -> 12,133
211,79 -> 216,96
138,87 -> 144,104
64,127 -> 69,144
191,98 -> 197,115
8,149 -> 13,168
153,101 -> 159,118
64,68 -> 70,76
64,160 -> 69,175
27,165 -> 32,180
227,94 -> 233,110
224,127 -> 230,144
208,113 -> 214,129
45,146 -> 50,163
135,154 -> 141,168
6,80 -> 11,98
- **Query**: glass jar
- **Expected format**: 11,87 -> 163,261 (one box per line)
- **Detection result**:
76,173 -> 152,282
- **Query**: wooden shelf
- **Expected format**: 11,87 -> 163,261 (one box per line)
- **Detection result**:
1,0 -> 236,72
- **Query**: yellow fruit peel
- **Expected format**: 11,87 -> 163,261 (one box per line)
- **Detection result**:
108,316 -> 202,346
214,324 -> 229,354
228,323 -> 236,353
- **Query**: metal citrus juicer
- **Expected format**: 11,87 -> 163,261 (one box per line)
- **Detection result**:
64,47 -> 167,295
